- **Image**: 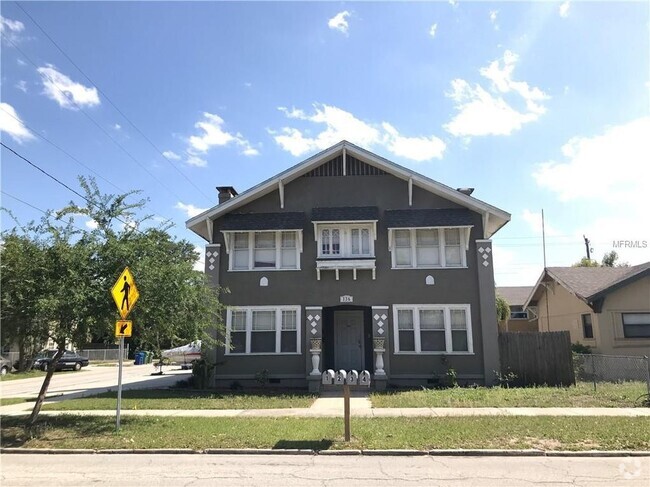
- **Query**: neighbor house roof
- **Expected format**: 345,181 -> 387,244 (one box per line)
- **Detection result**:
186,140 -> 510,241
496,286 -> 534,307
384,208 -> 474,229
524,262 -> 650,311
311,207 -> 379,222
220,212 -> 306,231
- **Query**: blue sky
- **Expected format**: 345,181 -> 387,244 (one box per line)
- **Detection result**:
1,1 -> 649,286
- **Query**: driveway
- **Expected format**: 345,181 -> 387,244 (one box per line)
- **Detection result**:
0,364 -> 190,400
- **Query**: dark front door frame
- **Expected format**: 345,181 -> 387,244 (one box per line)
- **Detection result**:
322,305 -> 373,373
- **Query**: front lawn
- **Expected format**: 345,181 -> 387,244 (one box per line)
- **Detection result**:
0,370 -> 46,382
371,382 -> 649,408
42,388 -> 316,410
2,415 -> 648,451
0,397 -> 34,406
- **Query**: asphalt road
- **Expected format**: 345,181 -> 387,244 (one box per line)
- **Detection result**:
0,364 -> 190,400
1,454 -> 648,486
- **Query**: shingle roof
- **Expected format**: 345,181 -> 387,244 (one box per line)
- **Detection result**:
384,208 -> 475,228
496,286 -> 534,306
220,212 -> 306,231
311,207 -> 379,221
546,262 -> 650,300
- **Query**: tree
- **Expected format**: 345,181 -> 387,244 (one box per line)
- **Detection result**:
1,177 -> 224,427
572,257 -> 599,267
496,295 -> 510,322
601,250 -> 629,268
0,231 -> 50,371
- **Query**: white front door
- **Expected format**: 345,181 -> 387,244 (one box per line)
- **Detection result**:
334,311 -> 364,371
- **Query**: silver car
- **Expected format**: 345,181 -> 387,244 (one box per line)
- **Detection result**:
0,355 -> 12,376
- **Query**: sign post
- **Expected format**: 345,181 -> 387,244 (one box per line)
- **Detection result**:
111,267 -> 138,431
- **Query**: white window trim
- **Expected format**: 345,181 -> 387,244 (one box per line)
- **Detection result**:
222,230 -> 303,272
392,304 -> 474,354
313,221 -> 377,259
388,227 -> 471,269
225,305 -> 302,355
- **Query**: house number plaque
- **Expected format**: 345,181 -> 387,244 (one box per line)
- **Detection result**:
340,295 -> 353,303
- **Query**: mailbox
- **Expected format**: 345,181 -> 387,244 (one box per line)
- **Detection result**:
322,369 -> 335,385
359,370 -> 371,386
334,369 -> 347,385
346,370 -> 359,385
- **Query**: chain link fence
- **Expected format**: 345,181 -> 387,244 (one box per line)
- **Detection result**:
574,353 -> 650,394
78,346 -> 129,362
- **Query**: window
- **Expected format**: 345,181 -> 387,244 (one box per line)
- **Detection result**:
226,306 -> 301,354
581,313 -> 594,339
317,224 -> 375,258
510,306 -> 528,319
225,231 -> 301,271
390,227 -> 469,268
393,305 -> 473,353
622,313 -> 650,338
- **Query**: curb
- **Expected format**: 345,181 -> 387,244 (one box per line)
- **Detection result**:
1,447 -> 648,457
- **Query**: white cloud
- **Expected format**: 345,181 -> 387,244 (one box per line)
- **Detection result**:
15,80 -> 27,93
113,123 -> 121,130
186,112 -> 258,163
0,15 -> 25,44
429,23 -> 438,38
85,219 -> 98,230
175,202 -> 208,218
186,154 -> 208,168
193,246 -> 204,272
328,11 -> 350,34
444,50 -> 549,137
37,64 -> 100,110
521,209 -> 560,237
0,102 -> 34,143
449,0 -> 458,8
272,103 -> 445,162
559,1 -> 570,18
17,58 -> 26,66
532,117 -> 650,205
244,82 -> 252,88
162,150 -> 182,160
492,245 -> 544,287
489,10 -> 499,30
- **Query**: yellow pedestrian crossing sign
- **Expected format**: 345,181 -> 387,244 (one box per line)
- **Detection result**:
111,267 -> 139,319
115,320 -> 132,338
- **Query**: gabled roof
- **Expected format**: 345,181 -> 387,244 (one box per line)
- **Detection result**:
496,286 -> 534,307
186,141 -> 511,241
524,262 -> 650,311
385,208 -> 474,228
220,212 -> 306,231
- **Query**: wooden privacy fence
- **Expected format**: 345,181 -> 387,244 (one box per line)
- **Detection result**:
498,331 -> 575,386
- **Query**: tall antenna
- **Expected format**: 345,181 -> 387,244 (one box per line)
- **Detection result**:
541,209 -> 547,269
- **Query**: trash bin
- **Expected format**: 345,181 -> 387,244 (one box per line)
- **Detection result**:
144,351 -> 152,364
134,352 -> 144,365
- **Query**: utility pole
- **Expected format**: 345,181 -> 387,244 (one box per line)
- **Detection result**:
583,235 -> 591,260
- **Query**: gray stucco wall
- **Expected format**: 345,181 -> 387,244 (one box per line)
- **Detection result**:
207,172 -> 492,385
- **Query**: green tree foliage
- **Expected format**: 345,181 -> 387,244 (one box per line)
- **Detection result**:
1,177 -> 223,426
496,295 -> 510,322
572,257 -> 599,267
573,251 -> 630,268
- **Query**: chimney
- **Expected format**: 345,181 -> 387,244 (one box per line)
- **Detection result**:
456,187 -> 474,196
217,186 -> 238,204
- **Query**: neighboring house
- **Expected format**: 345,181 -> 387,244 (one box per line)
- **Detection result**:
186,141 -> 511,390
496,286 -> 538,332
524,263 -> 650,356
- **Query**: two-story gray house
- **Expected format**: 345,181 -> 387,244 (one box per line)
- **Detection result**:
186,141 -> 510,391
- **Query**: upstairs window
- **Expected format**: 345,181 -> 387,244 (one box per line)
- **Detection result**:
317,224 -> 375,259
225,231 -> 302,271
390,227 -> 469,268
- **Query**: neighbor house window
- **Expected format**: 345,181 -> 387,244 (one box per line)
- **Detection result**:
581,313 -> 594,339
225,231 -> 301,271
393,304 -> 473,353
390,227 -> 469,268
317,225 -> 375,258
622,313 -> 650,338
226,306 -> 301,355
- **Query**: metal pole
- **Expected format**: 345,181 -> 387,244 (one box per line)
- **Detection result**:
116,336 -> 124,430
591,354 -> 597,392
645,356 -> 650,396
343,384 -> 350,442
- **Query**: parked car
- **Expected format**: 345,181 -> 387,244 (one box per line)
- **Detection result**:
33,350 -> 89,372
0,355 -> 12,376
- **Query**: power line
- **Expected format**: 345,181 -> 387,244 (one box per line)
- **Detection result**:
1,32 -> 188,204
1,190 -> 89,234
14,1 -> 213,204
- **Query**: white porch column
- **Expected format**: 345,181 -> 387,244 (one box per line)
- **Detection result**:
306,307 -> 323,381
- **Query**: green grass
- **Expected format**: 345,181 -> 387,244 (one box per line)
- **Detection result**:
371,382 -> 649,408
42,389 -> 316,411
0,397 -> 34,406
2,415 -> 648,451
0,370 -> 46,381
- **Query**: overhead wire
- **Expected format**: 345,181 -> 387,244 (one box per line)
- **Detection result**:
14,1 -> 213,204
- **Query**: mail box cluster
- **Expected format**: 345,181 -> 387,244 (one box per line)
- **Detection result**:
322,369 -> 371,386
